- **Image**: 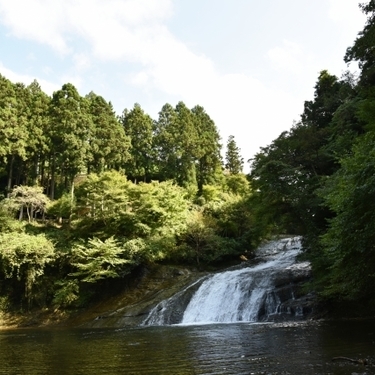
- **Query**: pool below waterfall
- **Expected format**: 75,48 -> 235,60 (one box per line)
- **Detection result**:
1,320 -> 375,374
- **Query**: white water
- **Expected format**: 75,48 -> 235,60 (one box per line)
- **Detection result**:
143,237 -> 305,326
181,237 -> 302,324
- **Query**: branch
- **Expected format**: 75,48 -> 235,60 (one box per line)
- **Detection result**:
332,357 -> 368,365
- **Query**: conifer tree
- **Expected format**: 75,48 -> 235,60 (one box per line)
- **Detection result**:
225,135 -> 243,174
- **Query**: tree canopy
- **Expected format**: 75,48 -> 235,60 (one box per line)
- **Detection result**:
1,2 -> 375,315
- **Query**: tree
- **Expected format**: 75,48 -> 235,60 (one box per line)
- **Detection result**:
73,170 -> 132,238
153,102 -> 198,188
13,80 -> 51,188
314,3 -> 375,303
86,92 -> 130,174
318,131 -> 375,301
192,105 -> 223,193
0,76 -> 28,194
47,192 -> 75,222
249,71 -> 357,238
225,135 -> 243,174
8,185 -> 50,222
0,232 -> 55,308
344,2 -> 375,136
70,237 -> 136,283
128,180 -> 189,239
120,103 -> 154,182
225,173 -> 250,196
153,103 -> 177,181
345,1 -> 375,88
177,210 -> 224,265
48,83 -> 92,199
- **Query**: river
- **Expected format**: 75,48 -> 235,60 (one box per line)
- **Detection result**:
1,319 -> 374,374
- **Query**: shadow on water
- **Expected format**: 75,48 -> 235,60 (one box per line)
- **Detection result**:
0,319 -> 375,374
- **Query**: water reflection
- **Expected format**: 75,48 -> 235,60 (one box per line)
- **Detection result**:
0,320 -> 374,375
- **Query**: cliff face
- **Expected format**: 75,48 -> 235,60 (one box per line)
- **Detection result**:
82,239 -> 316,328
0,239 -> 316,329
76,265 -> 205,328
0,264 -> 202,329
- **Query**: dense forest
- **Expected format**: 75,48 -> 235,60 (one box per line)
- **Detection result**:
1,1 -> 375,315
251,1 -> 375,312
0,70 -> 254,311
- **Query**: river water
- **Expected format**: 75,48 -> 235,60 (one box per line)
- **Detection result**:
1,319 -> 374,375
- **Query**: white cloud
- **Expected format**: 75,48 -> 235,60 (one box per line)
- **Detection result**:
201,73 -> 302,166
328,0 -> 366,42
26,52 -> 36,61
0,0 -> 344,171
0,0 -> 69,54
267,40 -> 313,75
0,0 -> 188,94
0,62 -> 59,95
0,0 -> 174,58
59,74 -> 83,92
328,0 -> 364,24
73,53 -> 91,71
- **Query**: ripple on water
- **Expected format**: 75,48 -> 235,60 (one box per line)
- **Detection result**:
0,320 -> 374,374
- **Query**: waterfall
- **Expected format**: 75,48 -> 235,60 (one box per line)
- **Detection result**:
142,237 -> 312,326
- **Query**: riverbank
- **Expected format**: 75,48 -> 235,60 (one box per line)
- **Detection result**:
2,235 -> 372,330
0,263 -> 204,330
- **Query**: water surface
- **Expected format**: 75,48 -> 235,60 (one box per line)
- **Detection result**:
1,320 -> 374,374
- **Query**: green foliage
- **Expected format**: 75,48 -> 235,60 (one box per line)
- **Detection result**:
249,71 -> 359,238
73,170 -> 131,238
154,102 -> 223,192
86,92 -> 130,173
48,83 -> 92,199
225,174 -> 251,196
191,105 -> 223,193
225,135 -> 244,174
47,192 -> 75,220
5,10 -> 375,313
120,103 -> 154,182
52,279 -> 79,308
128,180 -> 189,238
0,296 -> 10,312
0,199 -> 25,233
176,210 -> 233,265
317,131 -> 375,301
7,185 -> 50,222
70,237 -> 136,283
73,173 -> 189,251
345,1 -> 375,87
0,232 -> 55,308
200,184 -> 222,203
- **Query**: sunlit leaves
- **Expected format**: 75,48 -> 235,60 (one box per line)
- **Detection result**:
70,237 -> 135,283
0,232 -> 55,307
7,185 -> 50,222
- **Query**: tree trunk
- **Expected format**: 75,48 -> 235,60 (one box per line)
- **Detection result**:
6,155 -> 15,197
50,156 -> 56,200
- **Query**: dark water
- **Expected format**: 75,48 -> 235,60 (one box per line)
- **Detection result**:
0,320 -> 374,375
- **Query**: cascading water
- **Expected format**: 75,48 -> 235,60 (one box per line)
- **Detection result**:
142,237 -> 312,326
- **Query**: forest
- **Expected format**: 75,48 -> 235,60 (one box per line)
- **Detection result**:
1,1 -> 375,315
0,68 -> 254,311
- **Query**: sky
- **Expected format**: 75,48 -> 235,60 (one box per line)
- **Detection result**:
0,0 -> 368,172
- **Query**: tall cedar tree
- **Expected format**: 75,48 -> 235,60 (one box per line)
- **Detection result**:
225,135 -> 243,174
120,103 -> 154,182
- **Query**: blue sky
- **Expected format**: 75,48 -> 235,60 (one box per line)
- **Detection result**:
0,0 -> 367,171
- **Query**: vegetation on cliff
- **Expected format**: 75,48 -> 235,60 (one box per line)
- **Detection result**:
1,2 -> 375,320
